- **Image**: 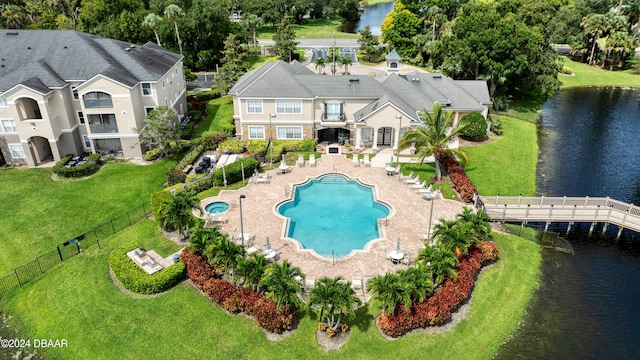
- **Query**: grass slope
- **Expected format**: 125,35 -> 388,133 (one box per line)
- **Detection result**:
463,116 -> 538,196
560,58 -> 640,88
194,96 -> 234,136
0,160 -> 176,275
258,18 -> 360,40
1,220 -> 541,360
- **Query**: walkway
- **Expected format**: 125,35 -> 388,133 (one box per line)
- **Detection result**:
197,154 -> 466,284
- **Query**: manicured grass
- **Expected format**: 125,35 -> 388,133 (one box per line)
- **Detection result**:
0,160 -> 176,275
559,58 -> 640,89
462,116 -> 538,197
0,220 -> 540,360
194,95 -> 234,135
398,162 -> 458,200
258,18 -> 360,40
247,55 -> 279,69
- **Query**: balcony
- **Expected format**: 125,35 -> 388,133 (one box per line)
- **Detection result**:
321,113 -> 346,122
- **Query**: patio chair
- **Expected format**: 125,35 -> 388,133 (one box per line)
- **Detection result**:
401,256 -> 412,266
351,278 -> 364,294
309,153 -> 316,167
296,154 -> 305,167
398,171 -> 413,182
363,154 -> 370,167
353,155 -> 360,167
403,175 -> 420,185
417,184 -> 434,194
305,277 -> 315,291
411,180 -> 428,190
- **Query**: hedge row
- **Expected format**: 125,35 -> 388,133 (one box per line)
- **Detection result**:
151,191 -> 173,230
213,157 -> 260,186
109,241 -> 186,294
52,153 -> 101,178
143,140 -> 191,161
378,241 -> 499,337
439,151 -> 477,203
180,248 -> 294,333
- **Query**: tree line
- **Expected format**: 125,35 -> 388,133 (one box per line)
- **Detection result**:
380,0 -> 640,102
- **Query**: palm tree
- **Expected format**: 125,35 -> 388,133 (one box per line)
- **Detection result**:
340,55 -> 353,75
188,222 -> 221,254
260,260 -> 304,311
235,253 -> 271,292
243,14 -> 263,58
439,221 -> 476,258
457,207 -> 492,240
367,273 -> 411,314
308,277 -> 361,331
142,13 -> 163,46
205,236 -> 243,276
397,263 -> 434,303
399,102 -> 471,181
314,57 -> 326,74
581,13 -> 608,65
164,4 -> 185,55
161,190 -> 201,238
417,246 -> 458,287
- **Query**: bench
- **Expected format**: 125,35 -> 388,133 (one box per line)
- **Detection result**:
183,164 -> 193,174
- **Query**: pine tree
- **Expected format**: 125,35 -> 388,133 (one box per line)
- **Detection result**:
218,33 -> 248,93
272,17 -> 299,62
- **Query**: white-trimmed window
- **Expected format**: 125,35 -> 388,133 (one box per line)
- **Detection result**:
71,86 -> 79,100
141,83 -> 152,96
246,100 -> 263,114
9,144 -> 25,158
1,119 -> 16,133
145,106 -> 155,115
277,126 -> 302,140
276,100 -> 302,114
76,111 -> 85,125
361,127 -> 372,141
162,80 -> 166,89
0,95 -> 6,107
325,101 -> 343,120
83,91 -> 112,108
83,135 -> 91,149
248,126 -> 265,139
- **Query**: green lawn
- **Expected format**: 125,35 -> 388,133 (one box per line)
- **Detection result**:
258,18 -> 360,40
397,162 -> 458,200
0,159 -> 176,275
194,95 -> 234,135
559,58 -> 640,88
1,220 -> 541,360
462,116 -> 538,197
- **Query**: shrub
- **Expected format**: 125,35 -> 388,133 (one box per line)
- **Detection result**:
460,112 -> 488,140
490,117 -> 503,136
218,139 -> 244,154
267,144 -> 286,164
278,140 -> 316,152
143,148 -> 163,161
109,241 -> 185,294
151,190 -> 173,230
247,140 -> 268,157
52,154 -> 102,178
180,248 -> 219,288
560,66 -> 573,75
201,131 -> 228,150
212,157 -> 260,186
185,173 -> 214,193
439,151 -> 476,203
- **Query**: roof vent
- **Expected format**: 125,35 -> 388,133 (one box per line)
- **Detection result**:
130,44 -> 136,48
124,47 -> 131,51
27,46 -> 31,50
349,78 -> 359,82
6,32 -> 18,35
433,75 -> 442,79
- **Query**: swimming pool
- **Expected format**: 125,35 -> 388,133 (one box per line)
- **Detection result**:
277,173 -> 390,258
205,201 -> 230,214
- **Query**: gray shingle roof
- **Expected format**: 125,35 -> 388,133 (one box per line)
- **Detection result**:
0,30 -> 182,94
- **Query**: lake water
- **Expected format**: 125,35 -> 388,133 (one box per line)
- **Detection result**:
496,87 -> 640,359
339,1 -> 395,35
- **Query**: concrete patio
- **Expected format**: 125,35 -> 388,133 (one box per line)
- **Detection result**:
196,153 -> 467,290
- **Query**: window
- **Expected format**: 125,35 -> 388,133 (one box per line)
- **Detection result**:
145,107 -> 155,115
82,91 -> 113,108
277,126 -> 302,140
0,95 -> 6,107
248,126 -> 265,139
324,102 -> 343,120
276,100 -> 302,114
83,135 -> 91,148
361,128 -> 372,141
71,86 -> 79,100
9,144 -> 25,158
162,80 -> 165,89
87,114 -> 118,133
76,111 -> 85,125
141,83 -> 152,96
246,100 -> 263,114
1,119 -> 16,133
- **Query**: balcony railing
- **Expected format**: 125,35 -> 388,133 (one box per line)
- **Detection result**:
321,113 -> 346,121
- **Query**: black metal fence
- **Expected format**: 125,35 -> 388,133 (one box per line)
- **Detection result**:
0,202 -> 151,298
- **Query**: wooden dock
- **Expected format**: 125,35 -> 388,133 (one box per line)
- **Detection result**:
478,195 -> 640,238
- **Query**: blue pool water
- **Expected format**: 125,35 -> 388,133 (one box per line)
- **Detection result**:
205,201 -> 230,214
277,174 -> 390,258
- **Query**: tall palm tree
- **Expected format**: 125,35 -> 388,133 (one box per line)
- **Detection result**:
260,260 -> 304,311
417,246 -> 458,287
581,13 -> 608,65
399,102 -> 471,181
142,13 -> 163,46
164,4 -> 185,55
235,253 -> 271,292
161,190 -> 201,238
367,273 -> 411,314
340,55 -> 353,75
314,57 -> 326,74
308,277 -> 360,331
243,14 -> 263,58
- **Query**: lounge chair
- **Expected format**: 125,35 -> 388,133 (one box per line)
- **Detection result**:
309,154 -> 316,167
296,154 -> 305,167
398,171 -> 413,181
363,154 -> 370,167
204,214 -> 227,228
411,180 -> 428,190
402,175 -> 419,184
305,277 -> 315,291
353,155 -> 360,167
351,278 -> 363,294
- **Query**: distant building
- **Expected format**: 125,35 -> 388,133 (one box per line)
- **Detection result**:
0,30 -> 187,167
229,60 -> 491,151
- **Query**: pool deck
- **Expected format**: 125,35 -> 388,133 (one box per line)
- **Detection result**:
197,152 -> 467,295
